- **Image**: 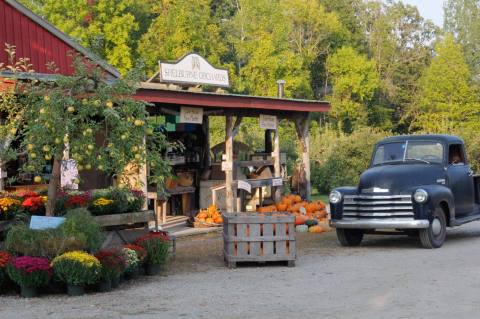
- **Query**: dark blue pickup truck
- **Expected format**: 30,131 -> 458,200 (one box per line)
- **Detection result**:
329,134 -> 480,249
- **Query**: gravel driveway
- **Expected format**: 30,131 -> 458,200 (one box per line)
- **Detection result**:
2,223 -> 480,319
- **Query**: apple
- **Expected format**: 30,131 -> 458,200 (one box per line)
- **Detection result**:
98,165 -> 104,170
55,138 -> 61,144
106,101 -> 113,108
43,95 -> 50,102
39,108 -> 46,114
134,119 -> 144,127
121,134 -> 127,140
9,128 -> 17,135
42,145 -> 50,152
34,176 -> 42,183
87,144 -> 94,150
30,153 -> 37,159
85,164 -> 92,170
27,144 -> 34,151
44,154 -> 52,160
67,106 -> 75,113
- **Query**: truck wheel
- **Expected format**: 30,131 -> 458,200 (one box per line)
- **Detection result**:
419,207 -> 447,249
336,229 -> 364,247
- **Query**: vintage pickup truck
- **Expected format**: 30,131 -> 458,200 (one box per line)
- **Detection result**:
329,134 -> 480,249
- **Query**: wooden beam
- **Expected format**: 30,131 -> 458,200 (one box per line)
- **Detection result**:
225,116 -> 235,212
232,116 -> 243,137
294,115 -> 311,200
273,125 -> 282,202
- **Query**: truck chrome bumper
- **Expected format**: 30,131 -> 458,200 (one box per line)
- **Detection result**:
330,219 -> 430,229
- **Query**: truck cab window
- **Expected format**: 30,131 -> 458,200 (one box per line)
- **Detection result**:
449,144 -> 465,165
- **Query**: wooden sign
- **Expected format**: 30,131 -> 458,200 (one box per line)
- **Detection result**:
159,53 -> 230,87
259,114 -> 277,130
221,161 -> 233,171
30,216 -> 66,230
61,159 -> 79,190
237,180 -> 252,193
180,106 -> 203,124
272,178 -> 283,187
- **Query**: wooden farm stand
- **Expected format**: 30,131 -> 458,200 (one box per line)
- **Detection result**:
135,80 -> 330,228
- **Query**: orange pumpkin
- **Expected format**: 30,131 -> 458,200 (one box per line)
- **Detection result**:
293,195 -> 302,203
295,214 -> 307,226
214,216 -> 223,224
205,218 -> 215,223
305,203 -> 316,215
309,225 -> 323,233
197,212 -> 208,219
276,203 -> 288,211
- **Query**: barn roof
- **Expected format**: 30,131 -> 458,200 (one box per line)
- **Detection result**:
0,0 -> 120,79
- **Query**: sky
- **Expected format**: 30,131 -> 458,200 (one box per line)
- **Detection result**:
394,0 -> 445,27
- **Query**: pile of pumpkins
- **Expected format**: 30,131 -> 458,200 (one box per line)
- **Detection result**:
195,204 -> 223,224
257,194 -> 328,233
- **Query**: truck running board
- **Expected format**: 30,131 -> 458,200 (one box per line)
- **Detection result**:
452,214 -> 480,226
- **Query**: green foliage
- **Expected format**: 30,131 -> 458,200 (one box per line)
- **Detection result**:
311,127 -> 389,193
4,224 -> 86,259
444,0 -> 480,77
409,34 -> 479,133
122,248 -> 140,273
60,208 -> 105,251
327,47 -> 380,133
138,0 -> 225,73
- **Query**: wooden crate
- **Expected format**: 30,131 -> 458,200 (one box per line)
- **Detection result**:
223,212 -> 296,268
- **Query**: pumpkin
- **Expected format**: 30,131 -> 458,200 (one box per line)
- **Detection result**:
197,212 -> 208,219
214,216 -> 223,224
305,219 -> 318,227
197,218 -> 206,222
309,225 -> 323,233
305,203 -> 316,214
295,214 -> 307,226
205,218 -> 214,223
276,203 -> 288,211
293,195 -> 302,203
295,225 -> 309,233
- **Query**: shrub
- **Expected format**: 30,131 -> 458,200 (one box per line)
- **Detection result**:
6,256 -> 52,288
311,127 -> 389,193
60,208 -> 105,251
126,189 -> 145,212
5,223 -> 86,259
135,231 -> 170,265
51,251 -> 101,286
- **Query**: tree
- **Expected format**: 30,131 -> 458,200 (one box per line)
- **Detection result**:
138,0 -> 225,74
23,0 -> 145,74
408,34 -> 479,133
444,0 -> 480,78
2,48 -> 171,215
359,1 -> 437,132
326,46 -> 380,133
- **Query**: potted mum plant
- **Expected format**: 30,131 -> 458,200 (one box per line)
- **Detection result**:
95,249 -> 126,291
122,247 -> 140,279
0,251 -> 11,292
135,231 -> 170,276
123,244 -> 147,276
51,251 -> 101,296
6,256 -> 52,298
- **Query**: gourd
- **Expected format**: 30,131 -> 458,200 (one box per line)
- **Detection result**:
295,214 -> 307,226
295,225 -> 309,233
276,203 -> 288,211
309,225 -> 323,233
305,219 -> 318,227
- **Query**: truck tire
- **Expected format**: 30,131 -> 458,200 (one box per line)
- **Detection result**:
419,207 -> 447,249
336,228 -> 364,247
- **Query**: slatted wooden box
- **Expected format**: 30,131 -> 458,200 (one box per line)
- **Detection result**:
223,212 -> 296,268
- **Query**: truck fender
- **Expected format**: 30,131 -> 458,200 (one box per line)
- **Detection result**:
417,185 -> 455,225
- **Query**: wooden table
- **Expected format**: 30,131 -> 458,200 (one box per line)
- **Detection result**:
148,186 -> 196,225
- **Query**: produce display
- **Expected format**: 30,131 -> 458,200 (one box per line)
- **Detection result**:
193,204 -> 223,226
257,194 -> 329,233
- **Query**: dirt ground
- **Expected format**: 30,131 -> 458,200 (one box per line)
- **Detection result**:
3,223 -> 480,319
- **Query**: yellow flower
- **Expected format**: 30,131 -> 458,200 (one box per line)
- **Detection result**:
52,251 -> 100,268
0,197 -> 20,212
93,197 -> 113,206
41,196 -> 48,203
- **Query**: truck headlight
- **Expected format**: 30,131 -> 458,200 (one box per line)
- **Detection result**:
329,190 -> 342,204
413,189 -> 428,203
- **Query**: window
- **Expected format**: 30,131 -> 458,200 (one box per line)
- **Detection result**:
448,144 -> 465,165
372,141 -> 444,166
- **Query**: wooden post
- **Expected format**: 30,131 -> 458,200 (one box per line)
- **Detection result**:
295,115 -> 311,201
225,116 -> 235,212
140,137 -> 148,210
202,115 -> 211,167
273,127 -> 282,202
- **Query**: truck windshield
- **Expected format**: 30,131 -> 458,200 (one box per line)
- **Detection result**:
372,141 -> 444,166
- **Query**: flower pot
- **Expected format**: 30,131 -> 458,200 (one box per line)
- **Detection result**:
97,280 -> 112,293
137,264 -> 146,276
145,263 -> 162,276
125,267 -> 140,279
20,286 -> 38,298
111,276 -> 120,289
67,285 -> 85,296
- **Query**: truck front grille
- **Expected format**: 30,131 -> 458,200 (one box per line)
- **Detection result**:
342,195 -> 414,219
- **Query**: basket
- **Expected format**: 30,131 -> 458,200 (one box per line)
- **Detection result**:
189,217 -> 222,228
